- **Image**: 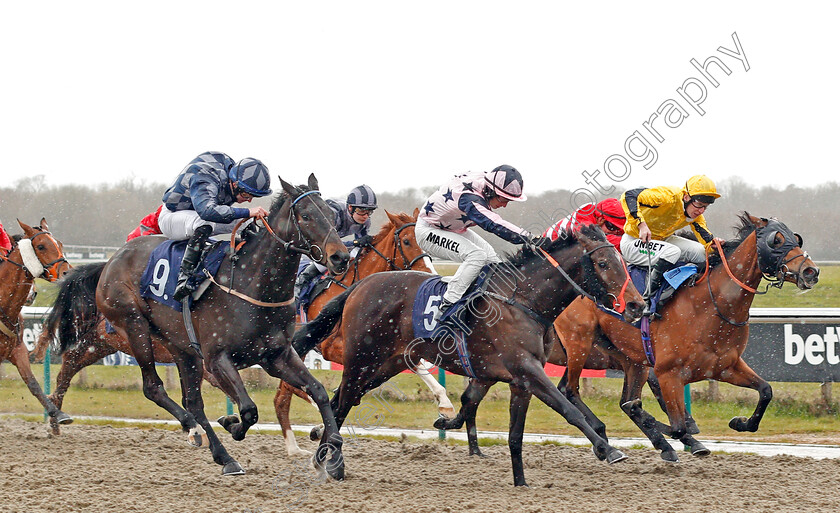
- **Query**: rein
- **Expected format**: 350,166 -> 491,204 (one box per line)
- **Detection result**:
0,230 -> 68,281
364,223 -> 429,271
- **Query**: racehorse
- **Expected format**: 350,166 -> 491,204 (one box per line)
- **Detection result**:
293,225 -> 646,486
0,219 -> 72,425
50,176 -> 351,477
271,208 -> 457,457
452,213 -> 820,463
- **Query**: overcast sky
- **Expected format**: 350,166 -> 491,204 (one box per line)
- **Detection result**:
2,2 -> 837,202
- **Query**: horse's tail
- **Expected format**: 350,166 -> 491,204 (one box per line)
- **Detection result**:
292,282 -> 359,357
43,262 -> 106,355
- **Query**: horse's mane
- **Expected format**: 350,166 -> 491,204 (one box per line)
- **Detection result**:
371,212 -> 415,244
505,224 -> 605,268
708,211 -> 755,268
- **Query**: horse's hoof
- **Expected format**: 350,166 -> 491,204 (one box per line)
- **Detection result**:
686,417 -> 701,435
54,411 -> 73,425
438,406 -> 457,419
309,426 -> 324,441
187,426 -> 209,447
288,448 -> 313,458
433,416 -> 448,430
217,415 -> 240,433
606,449 -> 628,464
728,416 -> 749,432
690,443 -> 711,456
469,450 -> 487,458
327,463 -> 345,481
660,450 -> 679,463
222,461 -> 246,476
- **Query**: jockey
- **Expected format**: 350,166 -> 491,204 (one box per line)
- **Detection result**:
0,218 -> 11,253
544,198 -> 626,251
416,165 -> 533,324
294,185 -> 378,298
620,174 -> 724,315
158,151 -> 272,302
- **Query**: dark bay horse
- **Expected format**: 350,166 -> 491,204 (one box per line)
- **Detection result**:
272,209 -> 458,457
0,219 -> 72,424
293,225 -> 645,486
50,176 -> 351,477
451,213 -> 819,463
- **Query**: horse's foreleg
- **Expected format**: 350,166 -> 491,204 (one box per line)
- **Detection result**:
513,359 -> 626,465
646,371 -> 700,435
719,358 -> 773,433
558,365 -> 608,441
508,385 -> 532,487
414,358 -> 455,418
47,342 -> 115,434
264,345 -> 344,481
7,340 -> 72,425
177,352 -> 242,475
651,369 -> 691,440
616,363 -> 680,462
273,381 -> 314,457
206,352 -> 257,442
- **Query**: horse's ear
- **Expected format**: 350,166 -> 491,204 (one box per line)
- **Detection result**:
307,173 -> 319,191
17,219 -> 35,236
744,211 -> 764,227
278,176 -> 301,197
413,207 -> 420,220
40,218 -> 49,231
385,210 -> 401,226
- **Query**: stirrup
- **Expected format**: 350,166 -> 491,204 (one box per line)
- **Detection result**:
173,273 -> 196,301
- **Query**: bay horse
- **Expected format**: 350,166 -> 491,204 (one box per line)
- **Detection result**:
272,208 -> 457,457
453,213 -> 819,463
293,225 -> 646,486
51,176 -> 351,477
0,219 -> 71,424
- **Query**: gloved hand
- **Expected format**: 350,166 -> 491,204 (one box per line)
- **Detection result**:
529,236 -> 550,248
353,234 -> 374,247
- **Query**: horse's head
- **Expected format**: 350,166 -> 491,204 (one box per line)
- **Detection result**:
575,225 -> 645,322
15,218 -> 71,282
380,208 -> 431,272
277,175 -> 350,275
746,213 -> 819,290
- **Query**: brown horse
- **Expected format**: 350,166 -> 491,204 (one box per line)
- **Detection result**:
0,219 -> 71,424
47,176 -> 351,477
292,225 -> 645,486
448,213 -> 820,463
272,208 -> 457,457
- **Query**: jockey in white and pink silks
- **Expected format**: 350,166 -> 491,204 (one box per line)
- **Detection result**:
416,165 -> 534,323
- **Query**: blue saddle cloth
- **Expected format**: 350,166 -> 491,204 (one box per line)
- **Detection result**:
412,264 -> 494,339
139,240 -> 227,312
601,263 -> 698,327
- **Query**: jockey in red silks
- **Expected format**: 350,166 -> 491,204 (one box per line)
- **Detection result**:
0,219 -> 12,253
126,205 -> 164,241
544,198 -> 626,251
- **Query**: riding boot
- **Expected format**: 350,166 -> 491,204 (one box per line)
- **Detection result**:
434,299 -> 455,325
642,260 -> 673,318
294,263 -> 323,299
173,225 -> 212,302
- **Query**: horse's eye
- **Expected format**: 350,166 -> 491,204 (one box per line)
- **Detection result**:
598,261 -> 608,269
301,214 -> 310,221
770,233 -> 783,248
403,238 -> 411,246
37,245 -> 46,251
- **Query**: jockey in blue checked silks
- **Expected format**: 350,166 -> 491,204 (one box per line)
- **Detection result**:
157,151 -> 272,301
416,165 -> 538,324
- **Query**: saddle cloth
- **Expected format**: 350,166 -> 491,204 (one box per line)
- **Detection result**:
139,240 -> 227,312
600,263 -> 698,326
411,264 -> 495,339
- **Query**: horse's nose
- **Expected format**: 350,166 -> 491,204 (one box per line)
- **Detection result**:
801,266 -> 820,288
330,252 -> 350,274
624,300 -> 645,323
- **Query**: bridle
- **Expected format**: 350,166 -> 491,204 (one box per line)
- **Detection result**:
700,220 -> 808,326
0,229 -> 68,282
364,223 -> 429,271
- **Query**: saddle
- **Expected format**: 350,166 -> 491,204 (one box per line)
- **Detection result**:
296,268 -> 333,320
